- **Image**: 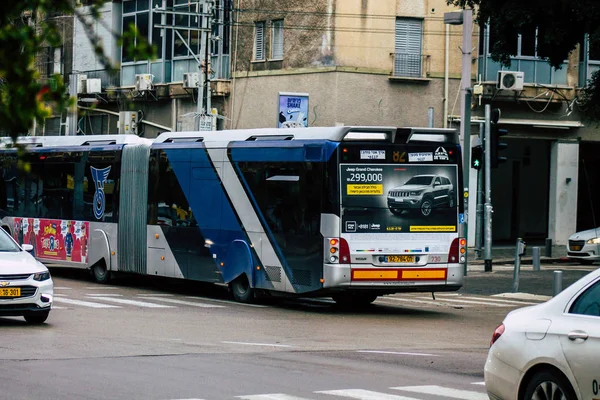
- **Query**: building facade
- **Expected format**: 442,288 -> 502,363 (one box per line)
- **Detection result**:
32,0 -> 599,247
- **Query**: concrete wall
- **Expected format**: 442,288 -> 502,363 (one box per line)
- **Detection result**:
548,141 -> 579,245
73,2 -> 120,72
229,69 -> 460,129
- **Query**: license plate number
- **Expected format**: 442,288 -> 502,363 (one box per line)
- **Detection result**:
0,288 -> 21,297
571,245 -> 582,251
386,255 -> 414,263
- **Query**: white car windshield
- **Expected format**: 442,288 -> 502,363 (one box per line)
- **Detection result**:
0,230 -> 21,252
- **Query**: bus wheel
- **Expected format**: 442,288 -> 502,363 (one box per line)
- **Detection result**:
91,261 -> 111,284
332,293 -> 378,307
230,274 -> 254,303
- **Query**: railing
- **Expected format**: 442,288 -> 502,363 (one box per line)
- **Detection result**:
478,56 -> 568,86
391,53 -> 430,78
84,69 -> 121,88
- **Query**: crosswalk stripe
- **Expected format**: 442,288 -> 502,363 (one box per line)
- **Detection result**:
414,297 -> 511,307
317,389 -> 421,400
236,394 -> 312,400
140,296 -> 225,308
86,296 -> 175,308
184,296 -> 268,308
391,385 -> 488,400
435,294 -> 539,305
377,297 -> 472,308
87,294 -> 123,297
53,297 -> 122,308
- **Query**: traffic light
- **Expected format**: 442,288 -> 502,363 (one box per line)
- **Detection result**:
490,122 -> 508,168
471,145 -> 482,170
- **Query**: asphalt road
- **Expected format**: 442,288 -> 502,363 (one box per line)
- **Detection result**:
0,268 -> 529,400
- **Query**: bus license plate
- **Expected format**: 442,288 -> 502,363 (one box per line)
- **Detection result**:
0,288 -> 20,297
386,255 -> 414,263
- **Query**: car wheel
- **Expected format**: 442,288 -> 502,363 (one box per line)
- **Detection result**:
230,274 -> 254,303
91,261 -> 111,284
522,370 -> 577,400
332,293 -> 378,307
24,311 -> 50,324
420,198 -> 433,217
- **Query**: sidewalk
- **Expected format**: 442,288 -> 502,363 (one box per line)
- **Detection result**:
460,245 -> 596,298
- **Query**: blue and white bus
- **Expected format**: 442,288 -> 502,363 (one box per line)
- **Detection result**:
0,126 -> 465,305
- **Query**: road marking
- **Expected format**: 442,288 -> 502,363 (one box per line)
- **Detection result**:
440,295 -> 538,305
317,389 -> 420,400
51,306 -> 67,309
357,350 -> 438,357
87,294 -> 123,297
86,296 -> 175,308
137,293 -> 174,297
377,297 -> 472,308
84,286 -> 120,290
140,296 -> 225,308
471,382 -> 485,386
185,297 -> 268,308
391,385 -> 488,400
53,287 -> 72,290
236,394 -> 312,400
221,341 -> 292,348
493,292 -> 551,302
53,297 -> 121,308
414,297 -> 511,307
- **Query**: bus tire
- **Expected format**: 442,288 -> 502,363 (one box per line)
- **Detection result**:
230,274 -> 254,303
91,261 -> 111,284
332,293 -> 378,307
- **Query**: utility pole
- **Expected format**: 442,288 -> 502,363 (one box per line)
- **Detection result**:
444,8 -> 473,274
483,105 -> 493,271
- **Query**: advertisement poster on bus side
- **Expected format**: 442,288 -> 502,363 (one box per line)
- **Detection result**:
12,218 -> 89,263
340,164 -> 458,234
278,92 -> 309,128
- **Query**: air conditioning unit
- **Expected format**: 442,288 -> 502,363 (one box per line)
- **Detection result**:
497,71 -> 524,91
183,72 -> 200,89
118,111 -> 138,135
86,78 -> 102,94
135,74 -> 154,91
77,74 -> 88,94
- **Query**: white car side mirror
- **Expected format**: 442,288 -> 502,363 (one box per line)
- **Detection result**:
22,244 -> 34,252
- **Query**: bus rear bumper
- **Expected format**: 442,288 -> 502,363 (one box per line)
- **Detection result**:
323,263 -> 464,290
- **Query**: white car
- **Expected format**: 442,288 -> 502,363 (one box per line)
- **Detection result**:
0,228 -> 53,324
484,268 -> 600,400
567,227 -> 600,264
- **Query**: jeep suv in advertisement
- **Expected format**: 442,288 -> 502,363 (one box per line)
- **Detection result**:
387,174 -> 455,217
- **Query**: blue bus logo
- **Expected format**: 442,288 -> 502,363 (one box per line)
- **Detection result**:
91,166 -> 111,220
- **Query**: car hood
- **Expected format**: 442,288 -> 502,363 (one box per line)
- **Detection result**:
393,184 -> 429,191
569,227 -> 600,241
0,251 -> 47,275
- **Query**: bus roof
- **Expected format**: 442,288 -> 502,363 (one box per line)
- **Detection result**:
0,134 -> 150,148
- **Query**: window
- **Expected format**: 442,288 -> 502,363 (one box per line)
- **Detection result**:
394,18 -> 422,77
271,20 -> 284,60
254,21 -> 265,61
122,0 -> 151,63
570,280 -> 600,317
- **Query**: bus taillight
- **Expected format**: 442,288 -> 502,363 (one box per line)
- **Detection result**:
327,238 -> 350,264
448,237 -> 466,264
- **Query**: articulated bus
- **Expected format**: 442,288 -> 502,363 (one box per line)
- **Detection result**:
0,126 -> 465,305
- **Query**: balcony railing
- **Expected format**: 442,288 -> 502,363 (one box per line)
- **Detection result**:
392,53 -> 430,78
84,69 -> 121,89
478,56 -> 568,86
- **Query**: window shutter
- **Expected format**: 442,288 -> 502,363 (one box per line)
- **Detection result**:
272,20 -> 284,59
394,18 -> 422,77
254,22 -> 265,60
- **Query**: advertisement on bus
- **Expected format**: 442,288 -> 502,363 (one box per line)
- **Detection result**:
12,218 -> 89,263
340,164 -> 458,234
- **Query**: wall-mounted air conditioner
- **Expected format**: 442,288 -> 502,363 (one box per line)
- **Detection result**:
497,71 -> 524,91
86,78 -> 102,94
183,72 -> 201,89
135,74 -> 154,91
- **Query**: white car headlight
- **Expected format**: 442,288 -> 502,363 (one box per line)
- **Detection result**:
587,237 -> 600,244
33,272 -> 51,281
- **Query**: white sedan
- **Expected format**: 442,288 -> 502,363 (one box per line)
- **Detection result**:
485,268 -> 600,400
567,227 -> 600,264
0,228 -> 53,324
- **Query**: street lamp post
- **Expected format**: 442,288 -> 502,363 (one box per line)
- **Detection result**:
444,9 -> 473,275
